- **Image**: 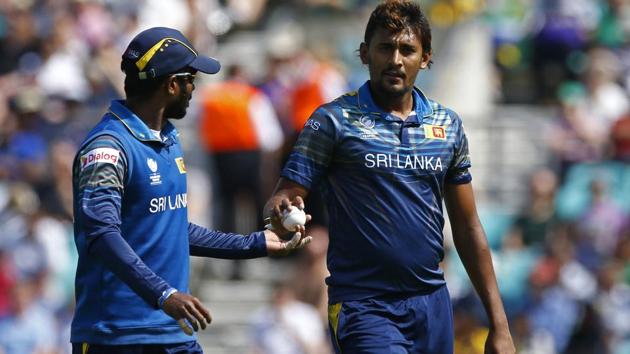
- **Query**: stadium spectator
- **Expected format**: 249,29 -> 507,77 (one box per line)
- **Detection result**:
548,81 -> 607,176
595,0 -> 630,48
510,312 -> 556,354
530,0 -> 594,102
526,251 -> 580,354
610,113 -> 630,161
509,169 -> 560,248
0,272 -> 59,354
494,228 -> 539,317
249,280 -> 329,354
198,64 -> 284,235
287,51 -> 347,139
198,64 -> 284,279
593,261 -> 630,353
582,47 -> 628,129
573,179 -> 628,271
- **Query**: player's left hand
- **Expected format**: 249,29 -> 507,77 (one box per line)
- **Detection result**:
484,327 -> 515,354
161,292 -> 212,335
264,227 -> 312,256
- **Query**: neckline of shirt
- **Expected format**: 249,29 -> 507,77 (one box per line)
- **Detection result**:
108,100 -> 175,144
357,81 -> 433,122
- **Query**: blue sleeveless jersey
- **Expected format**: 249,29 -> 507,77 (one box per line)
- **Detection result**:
71,101 -> 192,344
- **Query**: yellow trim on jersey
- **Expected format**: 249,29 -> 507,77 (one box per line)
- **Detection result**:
135,38 -> 198,71
82,343 -> 90,354
328,302 -> 343,352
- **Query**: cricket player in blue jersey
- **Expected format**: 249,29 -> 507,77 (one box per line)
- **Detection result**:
71,27 -> 311,354
264,1 -> 515,353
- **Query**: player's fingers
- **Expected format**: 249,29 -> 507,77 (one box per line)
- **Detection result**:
177,319 -> 194,336
280,198 -> 292,211
295,224 -> 306,235
294,196 -> 305,209
305,214 -> 312,223
192,298 -> 212,325
296,236 -> 312,249
180,307 -> 200,332
185,302 -> 208,330
285,232 -> 301,250
272,204 -> 283,218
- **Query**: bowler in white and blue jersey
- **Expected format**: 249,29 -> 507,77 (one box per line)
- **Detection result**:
264,1 -> 515,353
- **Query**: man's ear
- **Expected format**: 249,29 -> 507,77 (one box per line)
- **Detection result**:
359,42 -> 369,65
420,51 -> 432,69
166,75 -> 177,95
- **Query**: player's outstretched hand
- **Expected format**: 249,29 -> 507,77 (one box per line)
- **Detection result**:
162,292 -> 212,336
265,195 -> 312,236
264,227 -> 312,256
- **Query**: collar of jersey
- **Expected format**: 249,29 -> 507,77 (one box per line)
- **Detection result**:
357,81 -> 433,122
108,100 -> 177,144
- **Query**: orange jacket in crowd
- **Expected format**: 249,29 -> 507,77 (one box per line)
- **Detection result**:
289,62 -> 347,133
199,81 -> 283,153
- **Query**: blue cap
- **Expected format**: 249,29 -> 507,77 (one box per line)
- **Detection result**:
121,27 -> 220,79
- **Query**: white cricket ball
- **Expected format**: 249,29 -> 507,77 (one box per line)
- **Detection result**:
281,206 -> 306,231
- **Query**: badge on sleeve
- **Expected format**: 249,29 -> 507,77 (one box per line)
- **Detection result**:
80,148 -> 120,170
175,157 -> 186,174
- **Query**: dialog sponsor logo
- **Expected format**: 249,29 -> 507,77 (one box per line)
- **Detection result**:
80,148 -> 120,170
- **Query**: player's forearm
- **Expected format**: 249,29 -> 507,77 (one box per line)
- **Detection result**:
188,223 -> 267,259
452,224 -> 509,330
80,182 -> 171,308
89,230 -> 171,308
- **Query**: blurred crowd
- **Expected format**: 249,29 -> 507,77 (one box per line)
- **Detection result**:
0,0 -> 628,354
445,2 -> 630,354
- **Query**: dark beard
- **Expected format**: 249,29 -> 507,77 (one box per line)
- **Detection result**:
164,90 -> 189,119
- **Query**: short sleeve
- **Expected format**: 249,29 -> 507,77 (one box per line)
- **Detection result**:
445,109 -> 472,184
281,106 -> 340,189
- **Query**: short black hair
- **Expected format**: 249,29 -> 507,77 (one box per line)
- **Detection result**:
123,74 -> 169,99
121,62 -> 195,99
120,59 -> 169,98
364,0 -> 432,57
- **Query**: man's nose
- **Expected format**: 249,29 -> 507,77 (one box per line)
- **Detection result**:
390,49 -> 403,66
